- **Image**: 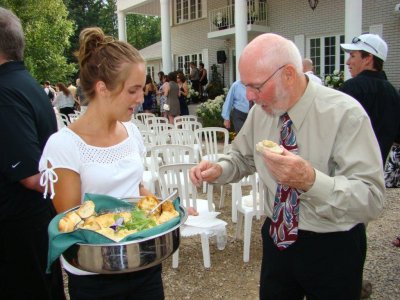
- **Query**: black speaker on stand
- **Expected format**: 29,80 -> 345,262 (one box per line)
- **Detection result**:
217,50 -> 226,87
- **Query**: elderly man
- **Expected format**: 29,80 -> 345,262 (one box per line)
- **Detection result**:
302,58 -> 322,85
190,33 -> 384,299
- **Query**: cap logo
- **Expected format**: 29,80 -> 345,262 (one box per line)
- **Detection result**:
351,37 -> 378,54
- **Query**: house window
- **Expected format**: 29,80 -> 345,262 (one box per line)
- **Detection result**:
308,34 -> 345,78
147,65 -> 155,81
176,53 -> 203,75
176,0 -> 202,24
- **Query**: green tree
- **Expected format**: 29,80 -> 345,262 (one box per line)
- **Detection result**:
126,14 -> 161,50
63,0 -> 118,66
0,0 -> 76,83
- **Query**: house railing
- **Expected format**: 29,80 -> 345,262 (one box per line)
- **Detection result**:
209,2 -> 267,32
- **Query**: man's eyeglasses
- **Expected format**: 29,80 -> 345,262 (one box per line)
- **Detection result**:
352,37 -> 378,54
245,65 -> 287,94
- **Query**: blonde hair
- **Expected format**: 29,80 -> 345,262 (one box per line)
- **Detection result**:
75,27 -> 144,101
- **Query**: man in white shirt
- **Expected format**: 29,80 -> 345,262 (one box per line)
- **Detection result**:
302,58 -> 323,85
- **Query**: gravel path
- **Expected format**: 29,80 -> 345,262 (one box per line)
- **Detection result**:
162,187 -> 400,300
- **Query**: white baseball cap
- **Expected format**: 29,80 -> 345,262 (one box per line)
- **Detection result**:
340,34 -> 388,61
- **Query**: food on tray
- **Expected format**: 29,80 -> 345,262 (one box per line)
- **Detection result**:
58,196 -> 179,242
76,200 -> 95,218
137,196 -> 161,215
256,139 -> 283,154
58,211 -> 83,232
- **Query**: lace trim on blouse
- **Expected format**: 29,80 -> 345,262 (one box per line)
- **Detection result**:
40,124 -> 137,199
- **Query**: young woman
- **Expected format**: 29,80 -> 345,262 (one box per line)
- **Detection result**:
164,71 -> 180,124
177,72 -> 189,116
143,74 -> 157,113
53,82 -> 75,122
39,27 -> 164,300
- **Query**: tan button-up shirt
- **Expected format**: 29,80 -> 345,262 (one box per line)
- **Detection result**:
217,80 -> 385,233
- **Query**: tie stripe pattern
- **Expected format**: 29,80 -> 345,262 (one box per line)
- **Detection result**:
269,113 -> 301,250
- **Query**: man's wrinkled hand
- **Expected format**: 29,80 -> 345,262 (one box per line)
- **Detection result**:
190,161 -> 223,187
259,147 -> 315,191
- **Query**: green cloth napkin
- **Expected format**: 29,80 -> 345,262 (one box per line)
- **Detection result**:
47,193 -> 181,273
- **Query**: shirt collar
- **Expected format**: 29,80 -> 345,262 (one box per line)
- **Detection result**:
0,60 -> 25,76
286,79 -> 317,130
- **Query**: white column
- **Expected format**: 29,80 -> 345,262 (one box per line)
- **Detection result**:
344,0 -> 362,79
234,0 -> 248,80
117,11 -> 126,42
160,0 -> 172,73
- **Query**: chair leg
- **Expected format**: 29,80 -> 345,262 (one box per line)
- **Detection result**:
243,214 -> 253,263
200,233 -> 211,268
202,181 -> 207,193
235,212 -> 244,240
219,185 -> 226,208
172,249 -> 179,268
207,184 -> 214,211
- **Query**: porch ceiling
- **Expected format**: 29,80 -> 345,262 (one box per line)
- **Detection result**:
117,0 -> 160,16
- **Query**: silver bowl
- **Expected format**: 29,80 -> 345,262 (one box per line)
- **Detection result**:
62,202 -> 187,274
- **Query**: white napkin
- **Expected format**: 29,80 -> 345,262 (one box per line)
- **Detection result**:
184,212 -> 226,228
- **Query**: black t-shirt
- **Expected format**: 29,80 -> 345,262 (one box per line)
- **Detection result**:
340,70 -> 400,163
0,61 -> 57,222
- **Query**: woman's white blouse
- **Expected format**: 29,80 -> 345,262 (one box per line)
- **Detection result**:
39,122 -> 146,202
39,122 -> 145,275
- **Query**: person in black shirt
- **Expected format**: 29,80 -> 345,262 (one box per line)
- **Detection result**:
340,34 -> 400,164
340,33 -> 400,297
0,7 -> 65,299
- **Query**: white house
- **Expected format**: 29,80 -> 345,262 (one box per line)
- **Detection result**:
117,0 -> 400,88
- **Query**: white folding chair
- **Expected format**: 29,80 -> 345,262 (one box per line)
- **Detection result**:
145,116 -> 169,128
174,115 -> 199,126
175,120 -> 203,131
235,174 -> 265,262
166,129 -> 200,161
158,163 -> 227,268
135,112 -> 155,125
149,144 -> 195,183
149,123 -> 174,136
55,112 -> 70,129
195,127 -> 230,211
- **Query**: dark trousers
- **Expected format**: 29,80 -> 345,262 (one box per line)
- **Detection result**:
232,108 -> 248,133
260,218 -> 366,300
67,264 -> 164,300
0,209 -> 66,300
59,106 -> 75,123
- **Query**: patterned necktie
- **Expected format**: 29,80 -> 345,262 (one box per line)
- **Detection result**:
269,113 -> 301,250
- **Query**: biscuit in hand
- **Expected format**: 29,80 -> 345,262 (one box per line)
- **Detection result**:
256,140 -> 283,154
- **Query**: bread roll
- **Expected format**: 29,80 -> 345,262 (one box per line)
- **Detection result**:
77,200 -> 95,219
256,140 -> 283,154
137,196 -> 161,215
58,218 -> 76,233
58,211 -> 82,232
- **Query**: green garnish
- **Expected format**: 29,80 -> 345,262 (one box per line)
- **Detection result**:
119,207 -> 156,232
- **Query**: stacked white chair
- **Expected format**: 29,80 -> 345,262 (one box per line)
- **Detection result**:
173,115 -> 199,126
235,173 -> 265,262
158,163 -> 227,268
167,129 -> 200,161
55,112 -> 70,130
195,127 -> 230,211
135,112 -> 155,125
175,120 -> 203,131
